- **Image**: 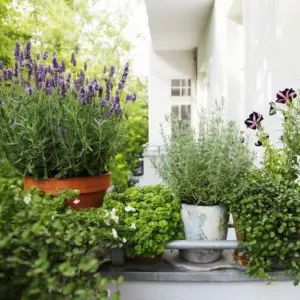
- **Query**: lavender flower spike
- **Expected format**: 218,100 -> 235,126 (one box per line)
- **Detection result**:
25,86 -> 33,94
84,62 -> 87,71
43,51 -> 49,60
109,66 -> 115,77
24,41 -> 31,60
0,61 -> 3,70
14,42 -> 21,58
71,53 -> 76,66
52,57 -> 59,69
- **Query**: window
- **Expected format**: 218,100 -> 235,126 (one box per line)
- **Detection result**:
171,79 -> 191,96
171,105 -> 191,128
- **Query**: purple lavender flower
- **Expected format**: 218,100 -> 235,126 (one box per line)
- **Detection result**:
25,86 -> 33,94
99,86 -> 103,98
84,62 -> 87,71
24,41 -> 31,60
52,57 -> 59,69
80,87 -> 87,104
7,69 -> 13,80
14,42 -> 21,58
101,100 -> 106,107
0,61 -> 3,70
118,62 -> 129,89
3,69 -> 8,80
53,71 -> 58,86
78,70 -> 85,86
105,79 -> 111,101
88,82 -> 95,97
71,53 -> 76,67
104,111 -> 110,117
109,66 -> 115,77
53,52 -> 56,58
66,73 -> 71,88
36,53 -> 40,60
43,51 -> 48,60
45,78 -> 52,95
115,91 -> 120,103
19,51 -> 24,66
61,60 -> 65,72
131,93 -> 137,102
103,66 -> 107,74
75,45 -> 79,54
13,63 -> 18,77
60,82 -> 67,97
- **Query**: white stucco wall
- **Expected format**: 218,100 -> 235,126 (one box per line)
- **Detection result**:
243,0 -> 300,145
148,50 -> 195,147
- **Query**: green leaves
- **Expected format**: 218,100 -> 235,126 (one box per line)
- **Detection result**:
0,185 -> 119,299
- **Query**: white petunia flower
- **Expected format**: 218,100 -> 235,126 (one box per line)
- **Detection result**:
130,223 -> 136,230
73,199 -> 80,204
112,228 -> 118,239
23,195 -> 32,205
125,205 -> 136,212
122,238 -> 127,243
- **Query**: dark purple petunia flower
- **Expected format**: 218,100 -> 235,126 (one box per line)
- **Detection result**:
24,41 -> 31,60
25,86 -> 33,94
0,61 -> 3,70
269,102 -> 276,116
43,51 -> 48,60
244,112 -> 264,130
84,62 -> 87,71
109,66 -> 115,77
14,42 -> 21,58
276,88 -> 297,104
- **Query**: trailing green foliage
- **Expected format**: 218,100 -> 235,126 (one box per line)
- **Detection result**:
228,171 -> 300,285
155,106 -> 254,205
104,185 -> 184,258
0,183 -> 122,299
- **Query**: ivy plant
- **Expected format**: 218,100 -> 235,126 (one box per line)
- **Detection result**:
104,185 -> 184,258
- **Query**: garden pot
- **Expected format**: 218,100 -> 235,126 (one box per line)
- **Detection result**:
130,255 -> 162,264
233,220 -> 248,266
179,204 -> 229,263
23,173 -> 111,209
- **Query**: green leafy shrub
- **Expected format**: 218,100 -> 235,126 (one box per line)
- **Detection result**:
228,171 -> 300,284
155,106 -> 254,205
0,184 -> 122,299
104,185 -> 184,258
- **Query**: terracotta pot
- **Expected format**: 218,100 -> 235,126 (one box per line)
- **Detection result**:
233,220 -> 248,266
130,255 -> 162,264
23,173 -> 111,209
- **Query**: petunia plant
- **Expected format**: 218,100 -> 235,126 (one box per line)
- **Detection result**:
0,41 -> 136,179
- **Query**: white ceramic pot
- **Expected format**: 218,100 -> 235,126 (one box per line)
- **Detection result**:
180,203 -> 229,263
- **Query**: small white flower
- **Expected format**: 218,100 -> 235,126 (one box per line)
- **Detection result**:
104,220 -> 110,226
130,223 -> 136,230
125,205 -> 136,212
112,228 -> 118,239
122,238 -> 127,243
104,210 -> 109,217
23,195 -> 32,205
110,208 -> 119,223
118,243 -> 123,248
73,199 -> 80,205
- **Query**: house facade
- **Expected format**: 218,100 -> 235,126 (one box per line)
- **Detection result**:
140,0 -> 300,186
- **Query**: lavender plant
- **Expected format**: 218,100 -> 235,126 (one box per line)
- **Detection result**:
0,42 -> 136,179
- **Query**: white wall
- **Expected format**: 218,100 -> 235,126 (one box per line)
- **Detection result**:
148,50 -> 195,147
112,281 -> 300,300
243,0 -> 300,146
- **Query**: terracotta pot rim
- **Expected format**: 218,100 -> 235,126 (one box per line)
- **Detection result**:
23,172 -> 111,181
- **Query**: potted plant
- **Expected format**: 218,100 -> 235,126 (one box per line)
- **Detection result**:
155,106 -> 254,263
103,185 -> 184,263
228,88 -> 300,283
0,41 -> 136,209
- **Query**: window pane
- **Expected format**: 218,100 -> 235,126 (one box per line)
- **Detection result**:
181,105 -> 191,120
171,88 -> 181,96
171,106 -> 180,119
181,88 -> 191,96
181,79 -> 191,87
171,79 -> 180,87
